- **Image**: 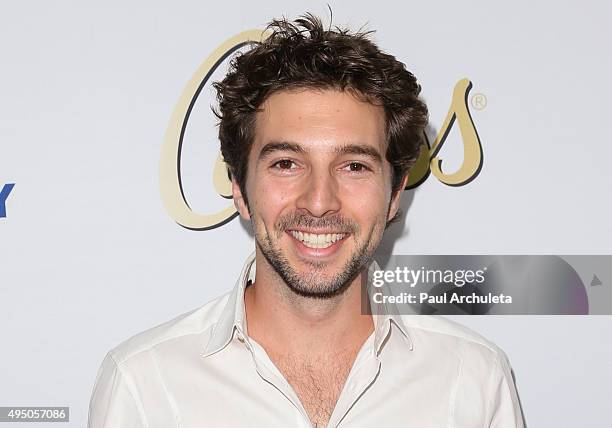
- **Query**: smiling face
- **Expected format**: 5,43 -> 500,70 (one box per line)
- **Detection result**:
232,89 -> 405,298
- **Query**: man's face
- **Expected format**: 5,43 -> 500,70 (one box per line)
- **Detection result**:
233,89 -> 404,298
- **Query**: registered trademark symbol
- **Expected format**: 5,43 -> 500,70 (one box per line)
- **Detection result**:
470,93 -> 487,110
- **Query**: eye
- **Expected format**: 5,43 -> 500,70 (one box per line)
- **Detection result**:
271,159 -> 297,170
343,162 -> 370,173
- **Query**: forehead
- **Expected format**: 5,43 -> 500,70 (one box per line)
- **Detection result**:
253,89 -> 386,154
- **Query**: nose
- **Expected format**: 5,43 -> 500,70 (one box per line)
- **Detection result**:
295,169 -> 341,217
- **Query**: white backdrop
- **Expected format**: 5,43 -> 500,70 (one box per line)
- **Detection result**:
1,1 -> 611,426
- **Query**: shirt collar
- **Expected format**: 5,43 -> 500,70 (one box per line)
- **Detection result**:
202,252 -> 256,357
203,252 -> 413,358
366,260 -> 414,354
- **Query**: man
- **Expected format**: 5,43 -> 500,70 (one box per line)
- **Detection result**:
89,14 -> 525,427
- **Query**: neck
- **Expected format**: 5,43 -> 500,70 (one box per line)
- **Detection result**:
244,252 -> 374,356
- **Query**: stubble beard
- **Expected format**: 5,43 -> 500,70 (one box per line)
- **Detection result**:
255,212 -> 383,299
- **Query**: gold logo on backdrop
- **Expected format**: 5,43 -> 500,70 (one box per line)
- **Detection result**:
160,31 -> 484,230
406,79 -> 483,189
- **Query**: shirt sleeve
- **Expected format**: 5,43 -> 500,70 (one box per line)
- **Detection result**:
488,350 -> 526,428
88,352 -> 147,428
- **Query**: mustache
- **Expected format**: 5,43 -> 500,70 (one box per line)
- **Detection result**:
275,212 -> 358,234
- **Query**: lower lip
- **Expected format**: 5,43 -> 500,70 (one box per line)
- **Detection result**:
286,232 -> 348,259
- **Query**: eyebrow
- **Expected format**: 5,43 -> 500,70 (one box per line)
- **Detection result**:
334,144 -> 383,163
258,141 -> 383,164
258,141 -> 306,160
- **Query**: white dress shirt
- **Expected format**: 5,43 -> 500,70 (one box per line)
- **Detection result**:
89,253 -> 525,427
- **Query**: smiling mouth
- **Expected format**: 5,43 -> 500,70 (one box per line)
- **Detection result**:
288,230 -> 347,249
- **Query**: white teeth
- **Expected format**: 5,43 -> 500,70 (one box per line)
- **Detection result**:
289,231 -> 346,249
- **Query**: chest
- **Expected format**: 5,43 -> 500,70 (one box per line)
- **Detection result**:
270,350 -> 358,428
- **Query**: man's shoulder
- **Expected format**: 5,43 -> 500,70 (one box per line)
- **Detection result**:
400,315 -> 506,360
108,291 -> 231,365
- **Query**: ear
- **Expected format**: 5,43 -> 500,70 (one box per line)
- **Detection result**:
387,174 -> 409,222
231,177 -> 251,221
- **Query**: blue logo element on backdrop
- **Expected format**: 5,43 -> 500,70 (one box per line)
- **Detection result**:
0,183 -> 15,218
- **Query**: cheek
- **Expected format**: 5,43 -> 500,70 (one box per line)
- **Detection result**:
249,177 -> 294,221
341,181 -> 391,219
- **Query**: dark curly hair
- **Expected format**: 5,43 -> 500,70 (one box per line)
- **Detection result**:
213,13 -> 428,214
